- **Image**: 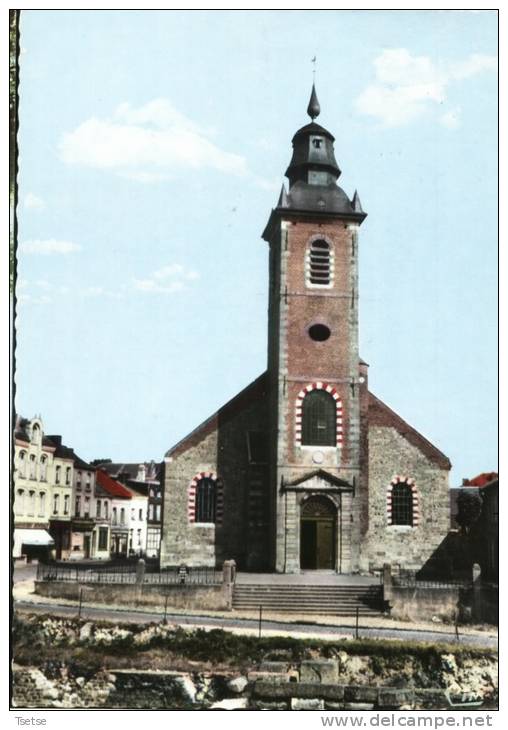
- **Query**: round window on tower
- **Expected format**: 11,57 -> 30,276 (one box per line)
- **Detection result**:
308,324 -> 331,342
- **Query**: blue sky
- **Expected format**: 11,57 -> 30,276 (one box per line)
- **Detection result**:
15,10 -> 497,484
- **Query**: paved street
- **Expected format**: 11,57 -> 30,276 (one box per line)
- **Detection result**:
14,599 -> 497,648
12,562 -> 497,649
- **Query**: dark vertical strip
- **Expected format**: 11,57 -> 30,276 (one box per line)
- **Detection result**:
9,9 -> 20,712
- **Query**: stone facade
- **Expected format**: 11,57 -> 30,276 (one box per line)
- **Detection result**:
160,88 -> 451,574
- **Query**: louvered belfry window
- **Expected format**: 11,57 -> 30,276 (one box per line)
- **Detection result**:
195,477 -> 217,523
308,239 -> 331,286
302,390 -> 336,446
391,483 -> 413,526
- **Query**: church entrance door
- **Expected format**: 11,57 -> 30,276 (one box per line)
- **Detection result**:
300,496 -> 336,570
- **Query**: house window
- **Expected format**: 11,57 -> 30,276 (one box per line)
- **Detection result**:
307,239 -> 332,286
195,477 -> 217,523
40,455 -> 47,481
120,507 -> 125,526
131,508 -> 136,520
98,526 -> 108,551
85,472 -> 91,491
29,455 -> 37,480
139,508 -> 143,521
65,467 -> 71,485
53,494 -> 59,515
155,504 -> 161,522
96,500 -> 101,518
76,471 -> 82,490
137,528 -> 142,546
39,492 -> 46,516
148,504 -> 154,521
301,389 -> 337,446
28,490 -> 35,515
112,507 -> 117,526
390,483 -> 414,526
84,497 -> 90,517
75,496 -> 81,518
18,451 -> 27,478
63,495 -> 69,515
16,489 -> 25,515
55,465 -> 61,484
104,501 -> 109,519
147,530 -> 160,552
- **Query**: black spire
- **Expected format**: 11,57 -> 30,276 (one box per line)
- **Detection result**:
307,83 -> 321,121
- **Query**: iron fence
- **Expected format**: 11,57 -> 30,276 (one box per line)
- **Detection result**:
36,561 -> 222,586
392,570 -> 473,589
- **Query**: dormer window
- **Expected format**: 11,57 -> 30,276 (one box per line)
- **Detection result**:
312,137 -> 322,149
31,423 -> 41,445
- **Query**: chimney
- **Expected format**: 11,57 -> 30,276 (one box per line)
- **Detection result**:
137,463 -> 146,482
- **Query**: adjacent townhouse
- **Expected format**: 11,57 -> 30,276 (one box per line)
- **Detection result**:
96,469 -> 132,557
13,416 -> 55,560
96,461 -> 163,559
47,436 -> 74,559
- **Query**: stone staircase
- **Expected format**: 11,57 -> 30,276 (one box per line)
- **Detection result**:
232,583 -> 385,616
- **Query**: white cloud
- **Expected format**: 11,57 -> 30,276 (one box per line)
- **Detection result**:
23,193 -> 45,211
81,286 -> 104,297
19,238 -> 82,255
17,293 -> 51,306
59,98 -> 248,181
355,49 -> 497,127
134,262 -> 199,294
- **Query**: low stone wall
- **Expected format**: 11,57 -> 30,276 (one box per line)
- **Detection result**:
12,659 -> 497,710
386,585 -> 464,623
34,580 -> 228,611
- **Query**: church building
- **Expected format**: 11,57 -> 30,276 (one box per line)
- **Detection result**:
160,86 -> 451,574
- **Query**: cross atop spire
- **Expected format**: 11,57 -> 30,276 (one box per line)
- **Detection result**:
307,82 -> 321,121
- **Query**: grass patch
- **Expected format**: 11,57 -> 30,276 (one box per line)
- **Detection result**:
13,612 -> 497,671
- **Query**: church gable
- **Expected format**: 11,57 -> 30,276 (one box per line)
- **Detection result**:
166,372 -> 268,459
368,391 -> 451,470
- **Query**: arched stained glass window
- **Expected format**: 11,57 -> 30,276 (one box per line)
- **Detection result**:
391,483 -> 414,526
302,390 -> 336,446
195,477 -> 217,523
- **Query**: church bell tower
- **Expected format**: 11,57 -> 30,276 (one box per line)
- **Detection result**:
262,85 -> 367,573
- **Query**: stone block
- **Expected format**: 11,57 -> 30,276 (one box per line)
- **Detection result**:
377,688 -> 414,708
227,676 -> 248,694
344,702 -> 375,710
253,682 -> 344,701
247,671 -> 290,683
344,685 -> 378,703
300,659 -> 338,684
291,697 -> 325,710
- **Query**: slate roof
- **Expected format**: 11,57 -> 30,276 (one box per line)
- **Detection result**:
97,461 -> 160,482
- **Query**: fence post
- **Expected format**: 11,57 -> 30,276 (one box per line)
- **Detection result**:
382,563 -> 392,611
222,559 -> 236,610
472,563 -> 482,622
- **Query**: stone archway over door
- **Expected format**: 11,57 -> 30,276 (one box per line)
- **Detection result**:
300,496 -> 337,570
